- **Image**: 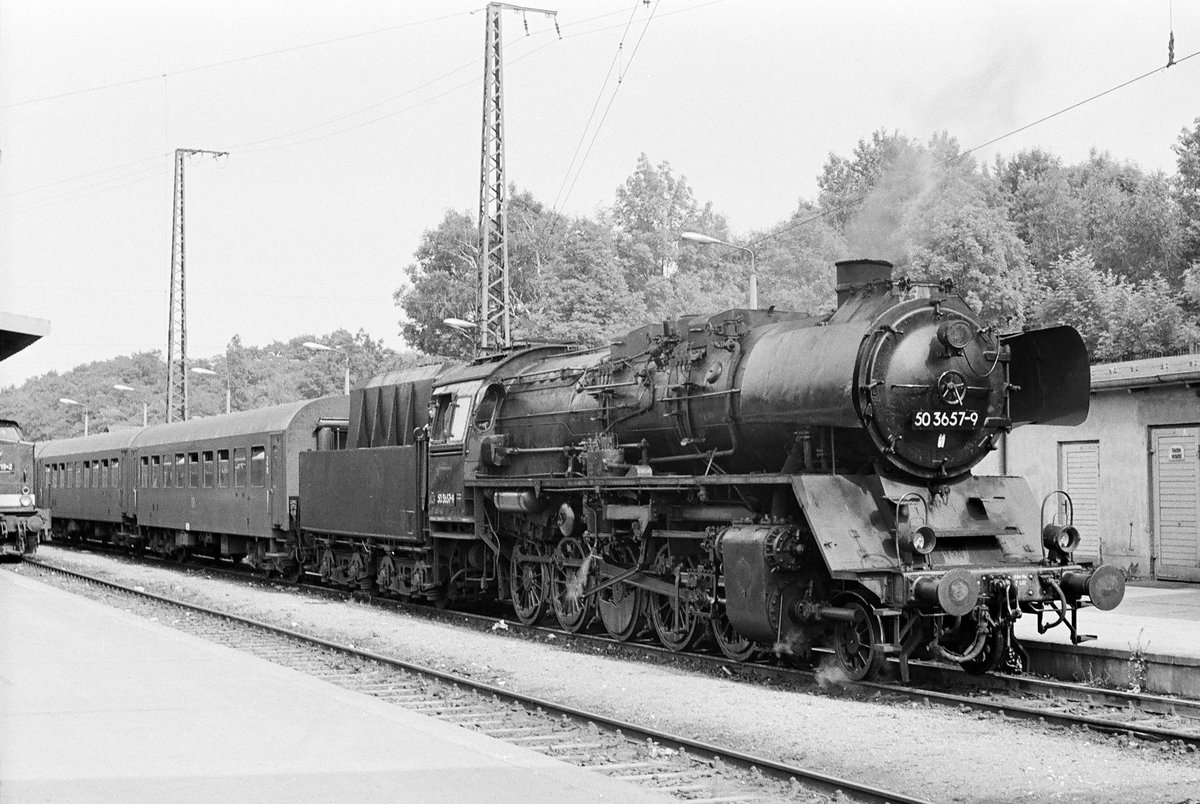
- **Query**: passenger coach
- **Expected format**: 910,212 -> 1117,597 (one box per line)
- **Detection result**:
38,396 -> 346,569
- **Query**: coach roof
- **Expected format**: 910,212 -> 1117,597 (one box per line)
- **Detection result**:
130,399 -> 332,449
37,428 -> 142,459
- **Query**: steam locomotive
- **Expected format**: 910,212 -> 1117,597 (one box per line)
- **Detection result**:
299,258 -> 1125,679
38,259 -> 1125,680
1,419 -> 49,556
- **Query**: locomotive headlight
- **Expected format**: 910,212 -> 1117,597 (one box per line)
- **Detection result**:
937,320 -> 975,351
899,524 -> 937,555
1042,524 -> 1081,553
20,492 -> 34,507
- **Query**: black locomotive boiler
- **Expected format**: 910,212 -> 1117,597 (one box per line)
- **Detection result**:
300,259 -> 1126,680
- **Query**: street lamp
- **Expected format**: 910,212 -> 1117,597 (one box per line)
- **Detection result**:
302,342 -> 350,396
190,367 -> 231,414
58,397 -> 89,436
680,231 -> 758,308
113,384 -> 149,427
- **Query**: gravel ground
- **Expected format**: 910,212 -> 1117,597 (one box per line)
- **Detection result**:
26,546 -> 1200,804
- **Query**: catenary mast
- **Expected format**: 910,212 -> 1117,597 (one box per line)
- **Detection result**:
166,148 -> 226,422
477,3 -> 557,351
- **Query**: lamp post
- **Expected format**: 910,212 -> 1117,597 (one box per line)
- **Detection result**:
680,231 -> 758,308
190,367 -> 231,414
302,342 -> 350,396
113,384 -> 149,427
58,397 -> 89,436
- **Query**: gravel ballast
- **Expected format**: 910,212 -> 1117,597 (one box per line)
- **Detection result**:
23,546 -> 1200,804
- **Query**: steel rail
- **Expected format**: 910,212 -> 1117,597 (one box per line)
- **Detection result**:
32,545 -> 1200,747
20,557 -> 929,804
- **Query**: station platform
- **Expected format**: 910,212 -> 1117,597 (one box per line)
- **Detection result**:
0,570 -> 669,803
1015,580 -> 1200,697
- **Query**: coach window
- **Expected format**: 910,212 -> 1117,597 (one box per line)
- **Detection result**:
217,449 -> 230,487
233,447 -> 247,487
83,460 -> 91,488
140,457 -> 148,488
150,456 -> 160,488
188,452 -> 200,488
250,446 -> 266,487
103,459 -> 111,488
175,453 -> 186,487
202,450 -> 215,488
112,457 -> 120,487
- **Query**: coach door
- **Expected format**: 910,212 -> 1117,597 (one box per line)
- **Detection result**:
1058,441 -> 1100,560
1151,426 -> 1200,582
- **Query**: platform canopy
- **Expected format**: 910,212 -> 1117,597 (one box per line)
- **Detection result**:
0,311 -> 51,363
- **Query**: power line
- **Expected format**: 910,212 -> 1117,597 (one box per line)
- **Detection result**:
538,0 -> 664,249
1,10 -> 473,111
751,47 -> 1200,249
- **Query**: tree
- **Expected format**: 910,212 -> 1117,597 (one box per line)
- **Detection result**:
1028,249 -> 1198,362
749,202 -> 846,314
1173,116 -> 1200,266
396,190 -> 566,357
395,209 -> 479,359
817,130 -> 918,231
998,149 -> 1185,284
820,130 -> 1034,324
520,218 -> 646,345
608,154 -> 729,304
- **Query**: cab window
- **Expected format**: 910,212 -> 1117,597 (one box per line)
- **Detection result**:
431,383 -> 480,444
474,383 -> 505,431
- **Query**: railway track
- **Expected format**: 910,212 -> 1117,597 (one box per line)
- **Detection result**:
16,557 -> 930,804
29,546 -> 1200,752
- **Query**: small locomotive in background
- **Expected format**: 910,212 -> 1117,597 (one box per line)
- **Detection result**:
1,419 -> 49,556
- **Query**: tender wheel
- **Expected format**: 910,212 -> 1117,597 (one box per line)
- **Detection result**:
833,601 -> 886,681
597,545 -> 645,642
710,605 -> 757,662
648,545 -> 704,652
509,543 -> 548,626
348,552 -> 374,592
550,536 -> 594,633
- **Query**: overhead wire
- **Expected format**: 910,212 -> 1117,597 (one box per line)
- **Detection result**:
3,1 -> 720,210
0,9 -> 474,111
536,0 -> 665,248
749,47 -> 1200,249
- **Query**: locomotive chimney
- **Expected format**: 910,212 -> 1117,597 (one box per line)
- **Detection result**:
835,259 -> 893,307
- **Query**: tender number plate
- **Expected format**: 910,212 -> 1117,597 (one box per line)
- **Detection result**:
912,410 -> 980,430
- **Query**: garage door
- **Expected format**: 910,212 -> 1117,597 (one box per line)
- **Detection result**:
1152,426 -> 1200,582
1058,441 -> 1100,560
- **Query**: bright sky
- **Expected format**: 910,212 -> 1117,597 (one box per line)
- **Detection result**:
1,1 -> 1197,388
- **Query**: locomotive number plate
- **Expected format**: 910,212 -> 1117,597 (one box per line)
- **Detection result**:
912,410 -> 979,430
0,462 -> 13,473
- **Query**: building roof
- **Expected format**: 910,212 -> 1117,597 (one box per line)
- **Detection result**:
0,311 -> 51,363
1091,353 -> 1200,392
